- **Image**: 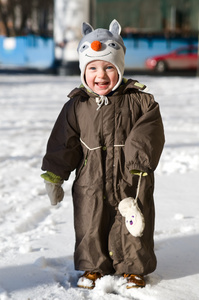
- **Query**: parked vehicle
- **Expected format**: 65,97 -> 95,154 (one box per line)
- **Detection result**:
145,45 -> 198,72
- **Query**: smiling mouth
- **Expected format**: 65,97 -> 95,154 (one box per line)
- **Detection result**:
85,52 -> 111,58
95,82 -> 109,88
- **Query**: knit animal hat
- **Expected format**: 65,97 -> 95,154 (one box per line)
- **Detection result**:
77,19 -> 126,92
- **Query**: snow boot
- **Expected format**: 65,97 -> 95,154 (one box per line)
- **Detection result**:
124,274 -> 146,289
77,271 -> 102,289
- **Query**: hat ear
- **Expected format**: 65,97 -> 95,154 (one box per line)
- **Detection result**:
109,19 -> 121,35
82,22 -> 94,36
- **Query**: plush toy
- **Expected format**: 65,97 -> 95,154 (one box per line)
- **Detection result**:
118,174 -> 145,237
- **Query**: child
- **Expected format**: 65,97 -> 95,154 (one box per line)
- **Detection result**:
41,20 -> 165,289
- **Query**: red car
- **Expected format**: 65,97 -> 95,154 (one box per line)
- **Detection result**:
145,45 -> 198,72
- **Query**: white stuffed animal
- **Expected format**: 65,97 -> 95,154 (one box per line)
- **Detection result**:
118,197 -> 145,237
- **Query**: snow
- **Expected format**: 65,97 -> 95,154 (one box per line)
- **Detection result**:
0,74 -> 199,300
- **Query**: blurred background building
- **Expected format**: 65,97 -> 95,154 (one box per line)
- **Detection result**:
0,0 -> 199,72
93,0 -> 199,36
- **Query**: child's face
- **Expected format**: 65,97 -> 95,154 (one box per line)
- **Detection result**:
85,60 -> 119,95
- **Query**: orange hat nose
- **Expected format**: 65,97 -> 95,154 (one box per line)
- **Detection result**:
91,40 -> 102,51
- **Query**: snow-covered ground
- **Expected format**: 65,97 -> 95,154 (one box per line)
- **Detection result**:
0,74 -> 199,300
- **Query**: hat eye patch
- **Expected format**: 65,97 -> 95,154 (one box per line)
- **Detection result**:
108,42 -> 120,50
80,44 -> 89,53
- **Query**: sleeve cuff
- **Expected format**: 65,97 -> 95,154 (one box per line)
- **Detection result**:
41,171 -> 63,183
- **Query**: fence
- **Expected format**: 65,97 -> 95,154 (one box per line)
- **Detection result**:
0,35 -> 54,69
0,34 -> 198,70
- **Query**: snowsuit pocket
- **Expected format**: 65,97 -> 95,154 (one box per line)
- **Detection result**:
74,148 -> 103,186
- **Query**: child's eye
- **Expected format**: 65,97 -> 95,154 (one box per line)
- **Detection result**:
107,66 -> 113,70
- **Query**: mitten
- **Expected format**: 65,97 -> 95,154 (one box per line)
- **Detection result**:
118,197 -> 145,237
41,171 -> 64,205
118,173 -> 145,237
44,180 -> 64,205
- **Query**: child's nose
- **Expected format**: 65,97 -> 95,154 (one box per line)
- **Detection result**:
97,68 -> 106,78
